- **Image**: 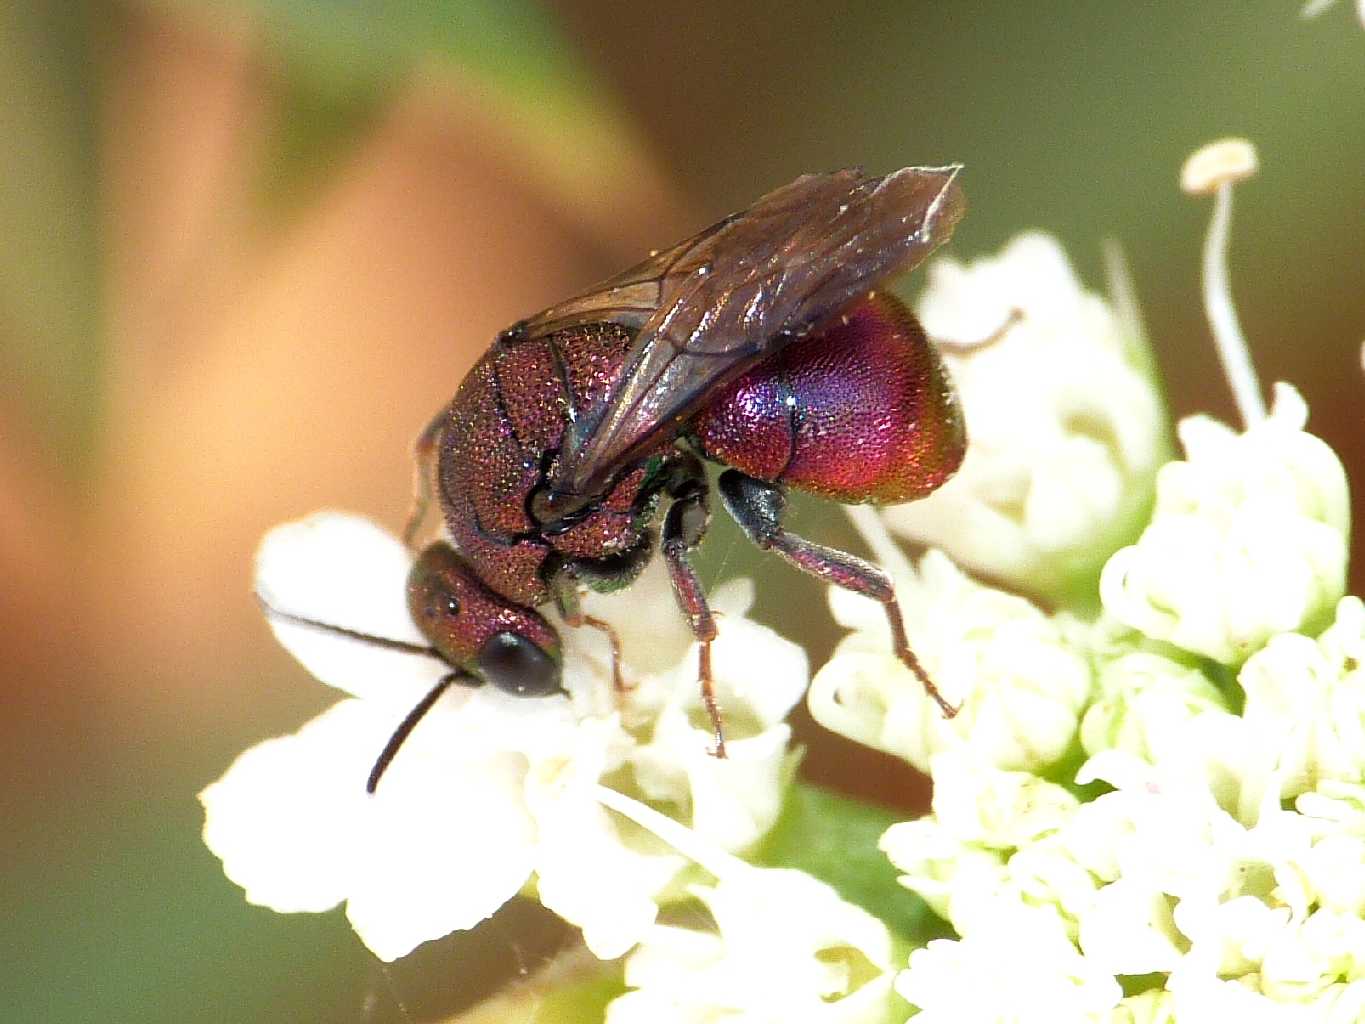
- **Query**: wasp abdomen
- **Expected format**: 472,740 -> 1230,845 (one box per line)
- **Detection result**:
692,293 -> 965,505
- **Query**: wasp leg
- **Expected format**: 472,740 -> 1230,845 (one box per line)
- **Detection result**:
546,529 -> 655,696
718,469 -> 957,718
401,406 -> 450,550
660,457 -> 726,757
367,669 -> 481,794
548,574 -> 628,694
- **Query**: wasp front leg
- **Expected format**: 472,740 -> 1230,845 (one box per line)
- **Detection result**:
548,572 -> 627,694
718,469 -> 957,718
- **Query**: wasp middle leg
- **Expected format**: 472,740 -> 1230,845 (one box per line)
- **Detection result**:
659,454 -> 726,757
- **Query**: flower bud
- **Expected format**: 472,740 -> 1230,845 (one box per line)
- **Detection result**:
1237,597 -> 1365,801
1080,647 -> 1230,762
1101,384 -> 1349,664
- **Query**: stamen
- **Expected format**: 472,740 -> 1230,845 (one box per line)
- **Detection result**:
592,783 -> 748,883
1181,138 -> 1265,428
933,307 -> 1024,353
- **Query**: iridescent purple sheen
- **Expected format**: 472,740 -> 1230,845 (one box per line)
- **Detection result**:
691,293 -> 965,504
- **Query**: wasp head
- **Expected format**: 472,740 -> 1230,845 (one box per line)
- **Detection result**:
406,543 -> 564,697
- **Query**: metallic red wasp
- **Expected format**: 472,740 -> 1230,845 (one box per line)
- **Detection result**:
269,166 -> 968,791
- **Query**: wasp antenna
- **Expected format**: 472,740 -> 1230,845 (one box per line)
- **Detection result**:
254,592 -> 443,661
367,671 -> 476,793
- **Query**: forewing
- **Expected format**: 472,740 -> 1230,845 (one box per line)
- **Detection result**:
531,165 -> 966,499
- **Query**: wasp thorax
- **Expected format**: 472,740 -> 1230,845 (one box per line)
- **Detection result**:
407,542 -> 562,692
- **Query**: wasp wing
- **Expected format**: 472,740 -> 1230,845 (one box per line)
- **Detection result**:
525,165 -> 966,500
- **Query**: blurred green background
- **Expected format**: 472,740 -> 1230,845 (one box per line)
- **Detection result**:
2,1 -> 1362,1020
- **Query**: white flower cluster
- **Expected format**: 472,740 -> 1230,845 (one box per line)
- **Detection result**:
814,368 -> 1361,1017
883,233 -> 1169,606
1101,384 -> 1349,665
201,512 -> 807,962
205,519 -> 904,1023
886,748 -> 1365,1022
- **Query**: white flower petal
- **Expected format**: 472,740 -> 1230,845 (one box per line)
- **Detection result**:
628,617 -> 806,852
1238,597 -> 1365,801
212,512 -> 806,966
1080,649 -> 1230,762
534,798 -> 683,960
1163,970 -> 1288,1024
1078,879 -> 1183,975
607,927 -> 724,1024
1009,836 -> 1103,936
1259,909 -> 1365,1002
1295,780 -> 1365,916
527,727 -> 685,960
203,696 -> 541,961
200,700 -> 370,913
1109,989 -> 1177,1024
344,749 -> 536,961
255,513 -> 423,642
255,512 -> 446,703
927,751 -> 1079,850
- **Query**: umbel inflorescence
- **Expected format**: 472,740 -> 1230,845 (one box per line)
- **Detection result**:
202,139 -> 1363,1022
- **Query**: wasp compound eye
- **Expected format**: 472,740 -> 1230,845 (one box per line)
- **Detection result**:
478,632 -> 563,697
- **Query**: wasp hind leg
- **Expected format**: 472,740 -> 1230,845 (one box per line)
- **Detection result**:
718,469 -> 957,718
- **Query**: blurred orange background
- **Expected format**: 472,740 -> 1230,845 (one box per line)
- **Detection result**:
2,2 -> 1362,1020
